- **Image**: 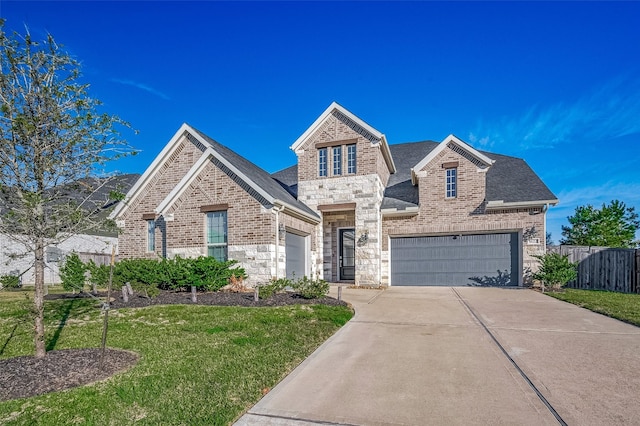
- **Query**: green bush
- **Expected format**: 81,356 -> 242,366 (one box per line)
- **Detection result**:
112,256 -> 247,292
59,252 -> 86,292
259,277 -> 291,299
0,274 -> 21,289
131,281 -> 160,299
86,260 -> 110,290
532,252 -> 578,292
292,275 -> 329,299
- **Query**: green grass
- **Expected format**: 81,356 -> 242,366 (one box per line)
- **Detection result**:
0,292 -> 353,425
547,289 -> 640,327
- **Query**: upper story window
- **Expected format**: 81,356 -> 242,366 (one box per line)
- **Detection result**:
347,144 -> 356,174
206,211 -> 228,262
446,168 -> 457,198
318,148 -> 327,177
146,219 -> 155,252
333,146 -> 342,175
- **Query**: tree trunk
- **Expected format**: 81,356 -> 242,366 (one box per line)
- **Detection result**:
34,239 -> 46,358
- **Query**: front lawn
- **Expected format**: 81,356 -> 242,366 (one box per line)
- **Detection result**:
547,289 -> 640,327
0,292 -> 353,425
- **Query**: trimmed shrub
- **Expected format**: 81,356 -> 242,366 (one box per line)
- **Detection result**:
112,256 -> 247,292
532,253 -> 578,292
0,274 -> 21,289
292,275 -> 329,299
86,260 -> 110,290
258,277 -> 291,299
59,252 -> 86,292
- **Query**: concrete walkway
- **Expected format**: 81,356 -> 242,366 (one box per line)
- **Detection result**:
235,287 -> 640,425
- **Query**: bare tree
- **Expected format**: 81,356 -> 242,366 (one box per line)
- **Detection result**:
0,21 -> 135,357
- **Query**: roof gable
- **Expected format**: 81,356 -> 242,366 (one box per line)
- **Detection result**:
290,102 -> 396,173
410,134 -> 495,185
110,124 -> 319,223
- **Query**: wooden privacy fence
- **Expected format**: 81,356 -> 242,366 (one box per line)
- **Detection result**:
549,245 -> 639,294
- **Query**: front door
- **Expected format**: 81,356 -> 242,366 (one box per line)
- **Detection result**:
339,229 -> 355,281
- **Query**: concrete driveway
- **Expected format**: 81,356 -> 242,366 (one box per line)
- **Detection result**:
235,287 -> 640,425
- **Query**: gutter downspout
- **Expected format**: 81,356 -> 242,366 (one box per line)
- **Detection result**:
542,203 -> 549,252
272,205 -> 285,279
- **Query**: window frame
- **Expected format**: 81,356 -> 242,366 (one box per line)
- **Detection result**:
146,219 -> 155,253
347,144 -> 356,174
332,146 -> 342,176
446,167 -> 457,199
206,211 -> 228,262
318,147 -> 327,177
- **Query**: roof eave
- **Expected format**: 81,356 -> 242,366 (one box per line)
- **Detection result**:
485,199 -> 559,210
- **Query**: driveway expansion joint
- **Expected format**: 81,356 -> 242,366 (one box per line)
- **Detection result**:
451,288 -> 568,426
245,412 -> 360,426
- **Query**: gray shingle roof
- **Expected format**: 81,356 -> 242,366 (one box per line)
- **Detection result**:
272,141 -> 557,211
190,127 -> 319,219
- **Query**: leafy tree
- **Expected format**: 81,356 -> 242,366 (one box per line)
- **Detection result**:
546,232 -> 553,246
532,253 -> 577,292
59,252 -> 86,292
0,22 -> 134,357
560,200 -> 639,248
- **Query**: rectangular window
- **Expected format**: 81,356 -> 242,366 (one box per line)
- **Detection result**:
446,168 -> 457,198
206,211 -> 228,261
146,220 -> 155,252
318,148 -> 327,177
333,146 -> 342,176
347,144 -> 356,174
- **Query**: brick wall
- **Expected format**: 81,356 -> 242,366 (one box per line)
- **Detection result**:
381,143 -> 546,285
296,111 -> 391,185
120,136 -> 205,259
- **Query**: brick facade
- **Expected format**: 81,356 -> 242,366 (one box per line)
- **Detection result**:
118,133 -> 315,286
381,143 -> 546,285
116,107 -> 554,289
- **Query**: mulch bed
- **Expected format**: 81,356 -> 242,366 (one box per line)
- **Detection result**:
45,288 -> 348,309
2,289 -> 347,402
0,348 -> 139,402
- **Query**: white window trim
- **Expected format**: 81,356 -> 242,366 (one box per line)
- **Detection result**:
347,144 -> 356,174
206,211 -> 228,261
446,167 -> 457,198
333,146 -> 342,176
146,219 -> 155,253
318,147 -> 327,177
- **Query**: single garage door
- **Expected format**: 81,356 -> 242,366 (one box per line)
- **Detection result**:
286,232 -> 306,280
390,233 -> 519,286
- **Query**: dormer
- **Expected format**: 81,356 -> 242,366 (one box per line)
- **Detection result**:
291,102 -> 396,185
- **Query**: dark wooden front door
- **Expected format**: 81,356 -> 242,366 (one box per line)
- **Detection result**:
339,229 -> 355,281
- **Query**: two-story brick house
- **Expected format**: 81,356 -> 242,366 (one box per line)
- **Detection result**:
111,102 -> 557,287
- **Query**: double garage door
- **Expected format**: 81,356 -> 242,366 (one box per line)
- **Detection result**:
390,233 -> 519,286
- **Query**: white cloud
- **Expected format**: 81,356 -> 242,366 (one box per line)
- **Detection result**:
111,78 -> 170,100
470,75 -> 640,152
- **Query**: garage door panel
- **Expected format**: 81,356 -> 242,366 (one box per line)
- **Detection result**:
390,233 -> 518,286
286,232 -> 306,280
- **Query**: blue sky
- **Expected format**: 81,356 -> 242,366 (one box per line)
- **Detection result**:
2,1 -> 639,243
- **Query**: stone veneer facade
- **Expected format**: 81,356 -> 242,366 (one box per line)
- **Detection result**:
295,111 -> 390,285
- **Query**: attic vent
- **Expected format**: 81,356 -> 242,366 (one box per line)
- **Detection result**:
447,142 -> 488,168
332,110 -> 381,143
186,133 -> 208,153
210,157 -> 272,208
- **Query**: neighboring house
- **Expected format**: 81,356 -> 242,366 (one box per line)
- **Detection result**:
111,103 -> 557,287
0,174 -> 139,285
